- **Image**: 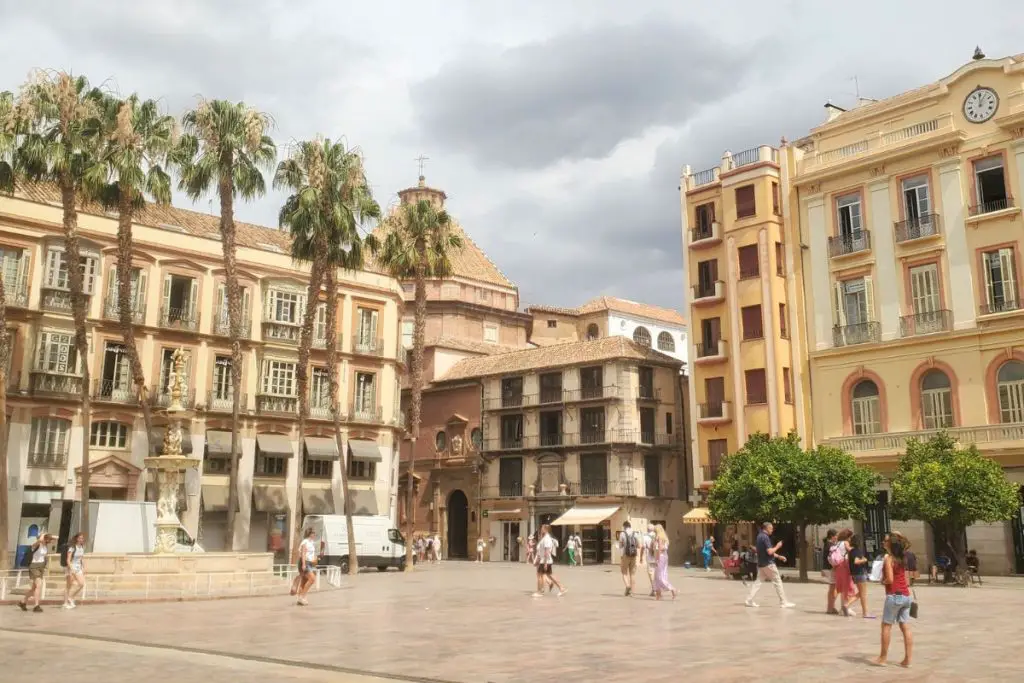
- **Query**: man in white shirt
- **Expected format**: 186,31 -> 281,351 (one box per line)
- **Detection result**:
533,525 -> 566,598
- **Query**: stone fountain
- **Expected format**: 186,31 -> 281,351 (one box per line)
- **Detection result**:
144,347 -> 201,554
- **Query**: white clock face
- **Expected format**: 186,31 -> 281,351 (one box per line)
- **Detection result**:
963,87 -> 998,123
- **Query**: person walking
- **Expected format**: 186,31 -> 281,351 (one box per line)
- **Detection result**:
849,534 -> 874,619
618,521 -> 640,596
532,525 -> 566,598
565,533 -> 578,567
821,528 -> 839,614
526,533 -> 536,565
476,537 -> 485,562
652,524 -> 677,601
295,527 -> 318,607
831,529 -> 859,616
873,532 -> 914,668
18,533 -> 53,613
572,533 -> 582,566
701,535 -> 717,572
745,522 -> 795,608
643,525 -> 657,596
62,532 -> 86,609
432,534 -> 442,563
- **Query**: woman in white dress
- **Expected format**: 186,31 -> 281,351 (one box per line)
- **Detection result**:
63,532 -> 86,609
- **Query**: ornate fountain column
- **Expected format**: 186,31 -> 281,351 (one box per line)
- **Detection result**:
144,348 -> 201,554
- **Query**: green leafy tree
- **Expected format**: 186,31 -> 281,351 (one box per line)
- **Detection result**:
709,432 -> 879,580
890,432 -> 1018,584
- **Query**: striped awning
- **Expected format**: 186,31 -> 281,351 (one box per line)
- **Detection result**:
682,507 -> 714,525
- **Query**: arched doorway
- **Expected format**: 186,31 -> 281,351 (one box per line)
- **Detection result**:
447,490 -> 469,559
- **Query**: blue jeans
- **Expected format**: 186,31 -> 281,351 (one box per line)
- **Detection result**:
882,593 -> 912,624
702,552 -> 712,568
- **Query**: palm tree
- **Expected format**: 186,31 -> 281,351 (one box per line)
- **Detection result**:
176,100 -> 275,548
86,94 -> 176,453
17,71 -> 104,535
373,198 -> 462,571
0,89 -> 17,569
276,138 -> 379,574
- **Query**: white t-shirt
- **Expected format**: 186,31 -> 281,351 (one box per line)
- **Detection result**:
536,534 -> 556,565
433,535 -> 441,550
31,541 -> 48,565
644,533 -> 655,559
299,538 -> 317,564
69,545 -> 84,572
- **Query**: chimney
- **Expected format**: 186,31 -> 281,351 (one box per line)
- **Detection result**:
824,101 -> 847,123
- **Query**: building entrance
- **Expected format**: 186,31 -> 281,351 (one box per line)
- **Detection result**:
501,522 -> 520,562
447,490 -> 469,559
1011,486 -> 1024,574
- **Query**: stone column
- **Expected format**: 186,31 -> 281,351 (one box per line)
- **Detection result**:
937,159 -> 976,329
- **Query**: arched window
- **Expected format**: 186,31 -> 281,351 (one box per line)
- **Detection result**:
920,370 -> 953,429
851,380 -> 880,435
996,360 -> 1024,423
586,323 -> 599,341
633,326 -> 651,347
435,431 -> 447,451
657,331 -> 675,352
470,427 -> 483,450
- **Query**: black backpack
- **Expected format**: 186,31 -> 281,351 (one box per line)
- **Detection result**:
59,544 -> 72,568
623,531 -> 638,557
18,547 -> 33,568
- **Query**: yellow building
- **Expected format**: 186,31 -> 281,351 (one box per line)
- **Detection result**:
1,184 -> 405,556
786,52 -> 1024,573
680,145 -> 806,503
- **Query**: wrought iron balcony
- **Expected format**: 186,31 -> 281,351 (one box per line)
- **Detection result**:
539,387 -> 564,405
30,370 -> 83,397
481,483 -> 524,499
4,275 -> 29,308
579,430 -> 608,445
637,385 -> 659,401
689,221 -> 721,248
102,296 -> 146,324
900,310 -> 952,337
351,405 -> 384,424
568,479 -> 635,497
256,393 -> 298,415
309,392 -> 333,419
312,332 -> 342,350
969,197 -> 1014,217
159,306 -> 199,332
150,385 -> 196,409
39,287 -> 75,314
833,321 -> 881,347
353,336 -> 385,357
697,401 -> 731,424
213,311 -> 252,339
979,299 -> 1022,316
485,392 -> 535,410
92,379 -> 137,404
894,214 -> 941,243
29,450 -> 68,468
692,280 -> 725,305
616,429 -> 677,446
828,231 -> 871,258
206,390 -> 245,413
539,432 -> 563,447
565,385 -> 619,402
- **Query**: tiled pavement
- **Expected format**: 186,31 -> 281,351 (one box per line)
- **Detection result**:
1,562 -> 1021,682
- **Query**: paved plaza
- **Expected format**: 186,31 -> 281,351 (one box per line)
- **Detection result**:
2,562 -> 1021,682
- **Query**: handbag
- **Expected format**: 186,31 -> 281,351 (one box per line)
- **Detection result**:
909,589 -> 919,619
869,557 -> 884,582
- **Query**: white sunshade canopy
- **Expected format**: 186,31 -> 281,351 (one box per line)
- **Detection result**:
551,505 -> 620,527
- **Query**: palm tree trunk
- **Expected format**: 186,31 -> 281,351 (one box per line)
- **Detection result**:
404,239 -> 427,572
218,163 -> 243,550
325,267 -> 357,574
116,195 -> 154,453
293,255 -> 325,554
0,277 -> 10,569
60,179 -> 91,533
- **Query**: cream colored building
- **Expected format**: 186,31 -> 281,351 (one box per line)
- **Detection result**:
2,185 -> 405,556
784,52 -> 1024,574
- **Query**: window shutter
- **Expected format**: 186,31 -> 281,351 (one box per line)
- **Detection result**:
983,254 -> 995,306
369,310 -> 379,342
241,287 -> 251,322
107,265 -> 118,301
1000,248 -> 1017,305
833,282 -> 846,326
45,250 -> 59,288
216,284 -> 226,317
264,289 -> 274,321
136,270 -> 147,310
84,257 -> 97,294
864,277 -> 875,322
261,358 -> 270,394
162,274 -> 172,316
36,331 -> 48,370
188,279 -> 199,320
16,248 -> 29,285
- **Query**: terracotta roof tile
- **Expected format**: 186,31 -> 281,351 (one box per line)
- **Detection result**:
426,337 -> 523,356
527,296 -> 686,326
439,336 -> 680,382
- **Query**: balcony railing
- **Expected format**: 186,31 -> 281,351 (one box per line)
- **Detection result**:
969,197 -> 1014,217
103,296 -> 146,324
569,479 -> 635,497
213,312 -> 253,339
397,345 -> 409,366
92,379 -> 137,404
691,167 -> 718,187
309,394 -> 333,419
900,309 -> 952,337
150,385 -> 196,409
482,430 -> 614,452
979,299 -> 1022,316
828,231 -> 871,258
695,339 -> 726,361
481,483 -> 524,499
539,387 -> 564,405
617,429 -> 678,446
637,386 -> 659,401
256,393 -> 298,415
311,332 -> 342,350
487,393 -> 532,410
692,280 -> 725,303
539,432 -> 563,447
4,275 -> 29,308
894,214 -> 941,243
825,423 -> 1024,454
29,450 -> 68,468
566,385 -> 619,402
833,321 -> 881,347
262,320 -> 300,344
353,337 -> 385,357
697,401 -> 730,422
159,306 -> 199,332
352,405 -> 384,423
30,371 -> 83,397
206,390 -> 245,413
689,222 -> 721,247
803,115 -> 951,172
39,287 -> 75,313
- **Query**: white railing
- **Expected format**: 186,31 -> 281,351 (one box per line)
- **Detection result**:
825,423 -> 1024,453
0,564 -> 342,602
881,117 -> 939,146
805,114 -> 953,171
732,147 -> 761,168
691,167 -> 718,187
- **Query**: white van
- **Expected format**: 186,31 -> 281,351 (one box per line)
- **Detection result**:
302,514 -> 406,573
70,501 -> 203,554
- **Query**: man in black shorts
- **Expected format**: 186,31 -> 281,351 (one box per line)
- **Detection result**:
532,524 -> 566,597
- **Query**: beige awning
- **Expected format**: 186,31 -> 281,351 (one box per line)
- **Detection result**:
340,488 -> 379,516
683,507 -> 714,525
202,484 -> 230,512
256,433 -> 294,458
150,428 -> 193,454
551,505 -> 619,526
301,487 -> 335,514
305,437 -> 339,461
488,508 -> 522,521
348,439 -> 383,462
205,431 -> 233,455
252,484 -> 288,512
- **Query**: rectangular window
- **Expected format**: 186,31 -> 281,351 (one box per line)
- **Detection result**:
580,366 -> 603,398
745,369 -> 767,405
303,457 -> 332,479
901,175 -> 931,226
579,407 -> 605,443
257,455 -> 286,476
1,247 -> 28,298
775,242 -> 785,276
738,245 -> 759,279
695,202 -> 715,236
104,265 -> 146,316
909,263 -> 940,315
356,307 -> 379,347
639,407 -> 655,443
35,331 -> 78,373
162,274 -> 199,324
499,457 -> 523,496
204,457 -> 231,475
741,305 -> 763,340
665,412 -> 673,434
638,366 -> 654,398
644,454 -> 661,497
974,156 -> 1008,213
998,376 -> 1024,424
539,410 -> 562,446
982,248 -> 1018,313
348,458 -> 376,480
500,414 -> 524,448
852,395 -> 881,435
477,288 -> 491,303
401,319 -> 414,348
213,356 -> 233,401
90,421 -> 128,449
310,367 -> 330,408
99,341 -> 131,399
779,303 -> 788,338
546,319 -> 557,328
696,259 -> 719,294
707,439 -> 728,478
440,283 -> 460,298
261,359 -> 296,396
354,372 -> 376,412
783,368 -> 793,404
835,277 -> 873,326
700,317 -> 721,352
836,193 -> 863,240
539,372 -> 563,403
216,284 -> 250,332
579,453 -> 608,494
501,376 -> 524,407
44,248 -> 98,293
772,181 -> 781,216
735,185 -> 756,219
483,323 -> 499,344
313,302 -> 328,343
922,384 -> 953,429
30,417 -> 70,456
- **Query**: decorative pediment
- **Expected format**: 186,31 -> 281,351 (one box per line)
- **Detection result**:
159,258 -> 207,274
446,413 -> 469,425
75,454 -> 141,476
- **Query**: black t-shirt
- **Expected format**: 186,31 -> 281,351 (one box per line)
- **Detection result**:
821,541 -> 833,569
756,531 -> 773,568
849,547 -> 867,576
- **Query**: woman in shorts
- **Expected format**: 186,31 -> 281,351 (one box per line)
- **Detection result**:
63,532 -> 86,609
295,528 -> 318,606
19,533 -> 53,613
873,532 -> 913,668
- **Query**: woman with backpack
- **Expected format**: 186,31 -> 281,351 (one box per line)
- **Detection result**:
18,533 -> 54,613
848,534 -> 874,619
62,532 -> 86,609
873,531 -> 914,668
831,529 -> 859,616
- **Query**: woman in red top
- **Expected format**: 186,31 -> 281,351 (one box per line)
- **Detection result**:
873,531 -> 914,668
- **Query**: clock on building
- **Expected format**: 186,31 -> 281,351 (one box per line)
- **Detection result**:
963,86 -> 998,123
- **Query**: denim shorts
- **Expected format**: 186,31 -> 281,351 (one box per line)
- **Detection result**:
882,593 -> 912,624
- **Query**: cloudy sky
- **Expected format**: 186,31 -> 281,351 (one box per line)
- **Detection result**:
1,1 -> 1020,312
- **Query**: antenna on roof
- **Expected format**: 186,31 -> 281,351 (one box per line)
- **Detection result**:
973,46 -> 985,60
852,75 -> 860,100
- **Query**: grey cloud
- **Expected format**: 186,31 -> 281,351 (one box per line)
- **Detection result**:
411,16 -> 759,170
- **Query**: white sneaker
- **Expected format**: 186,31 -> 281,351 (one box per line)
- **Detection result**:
531,592 -> 543,598
68,599 -> 76,609
61,602 -> 70,610
557,588 -> 568,597
745,598 -> 759,608
781,602 -> 796,609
